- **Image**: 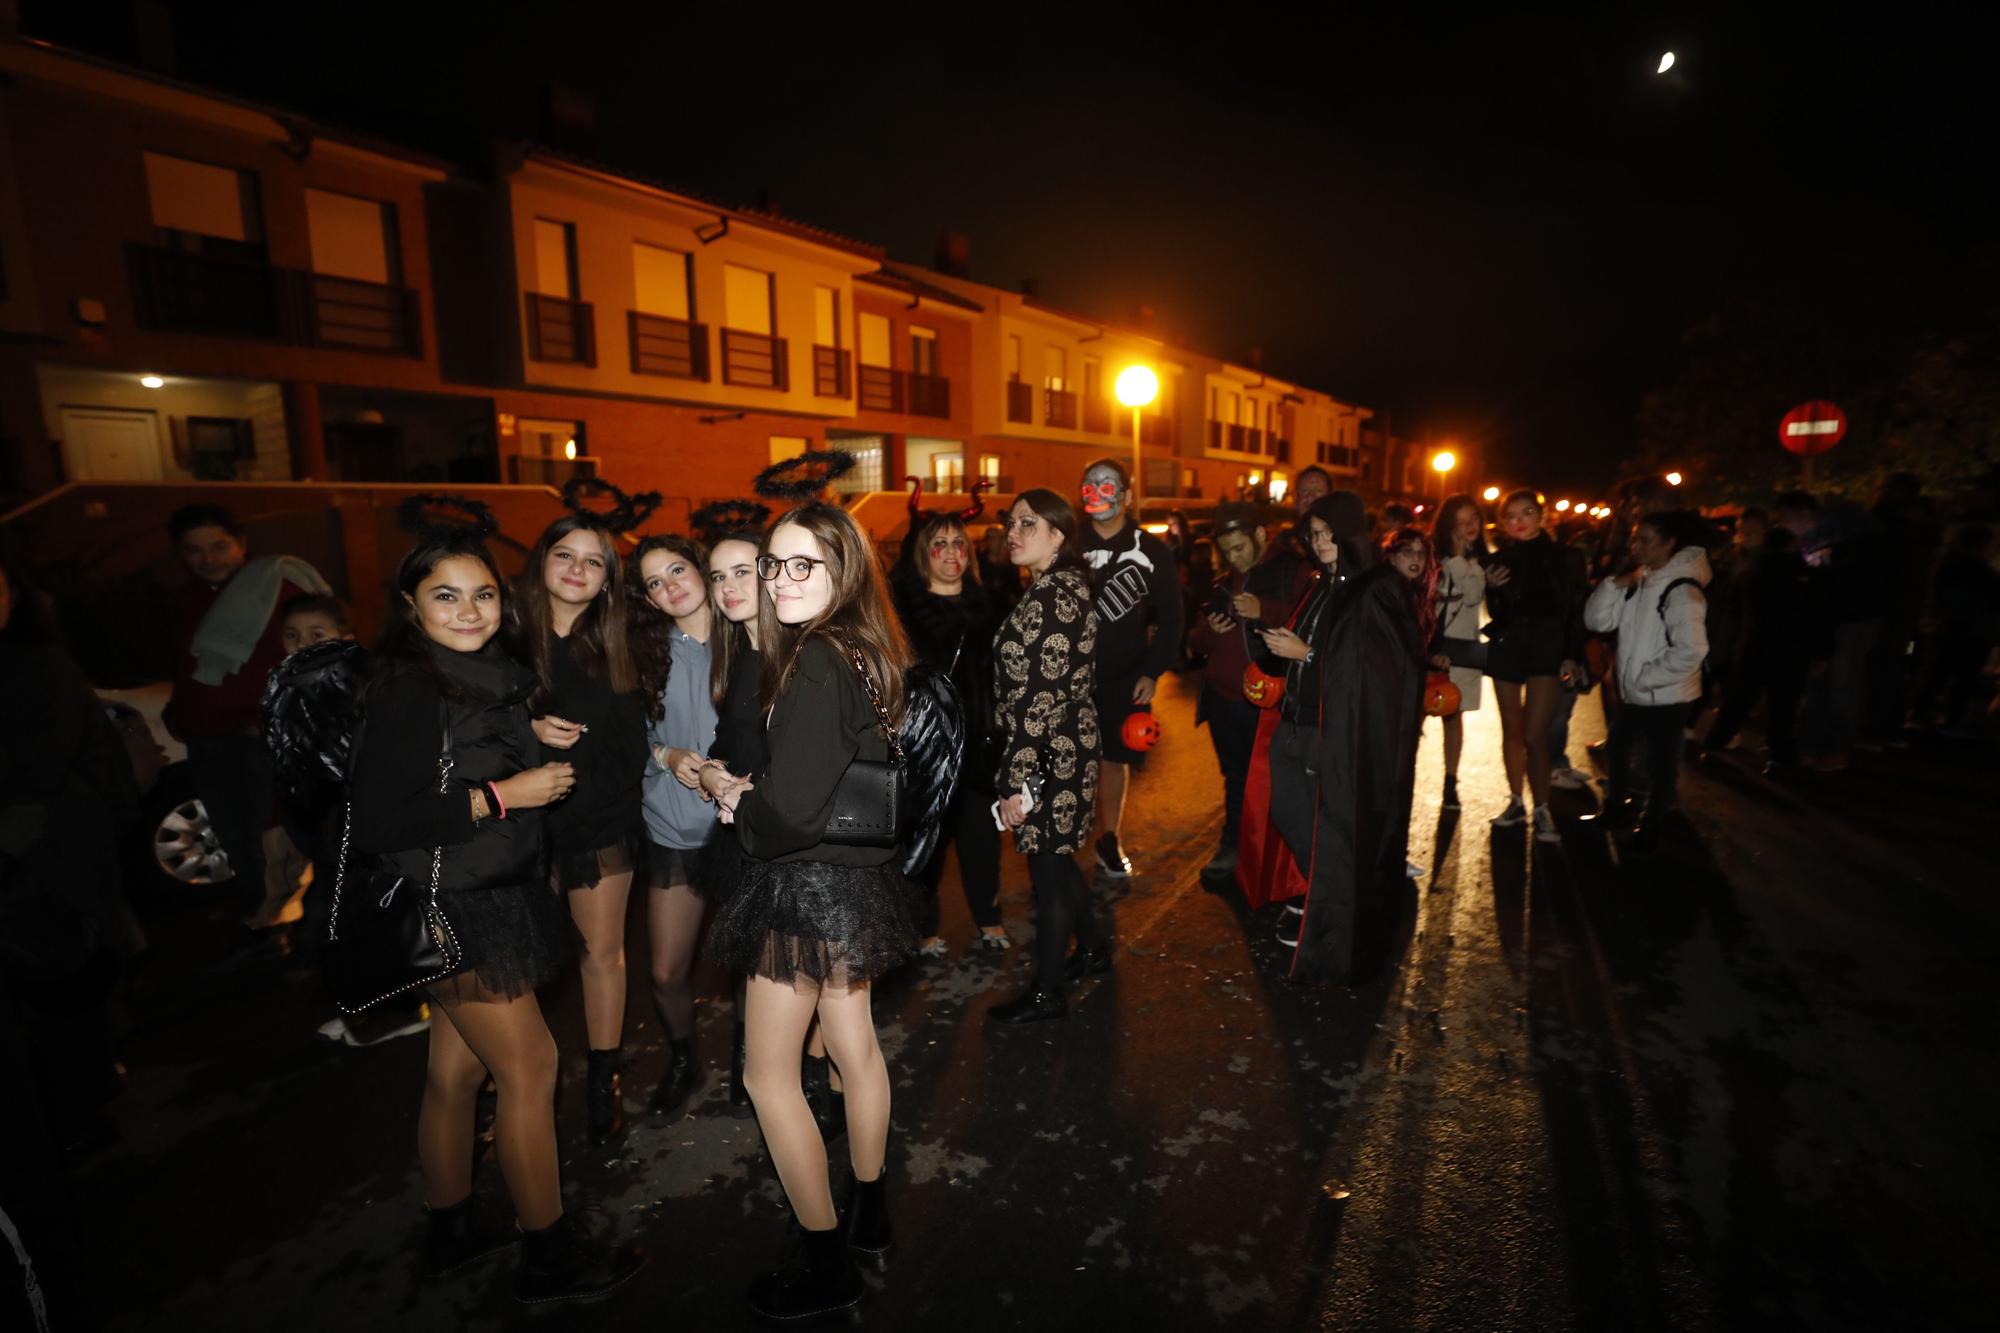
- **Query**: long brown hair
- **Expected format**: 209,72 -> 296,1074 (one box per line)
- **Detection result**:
512,516 -> 636,710
757,503 -> 913,724
1432,493 -> 1489,561
626,533 -> 703,724
706,531 -> 763,708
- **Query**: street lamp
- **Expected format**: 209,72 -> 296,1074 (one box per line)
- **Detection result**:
1665,470 -> 1683,487
1481,485 -> 1501,503
1115,365 -> 1159,500
1431,450 -> 1456,474
1555,499 -> 1571,513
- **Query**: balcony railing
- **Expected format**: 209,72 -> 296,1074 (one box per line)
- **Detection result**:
1044,387 -> 1078,430
1226,423 -> 1249,452
813,345 -> 851,397
1246,427 -> 1265,454
907,372 -> 950,419
526,292 -> 595,366
628,312 -> 708,380
858,364 -> 902,413
128,245 -> 422,355
1082,397 -> 1112,434
721,329 -> 789,389
1005,379 -> 1034,424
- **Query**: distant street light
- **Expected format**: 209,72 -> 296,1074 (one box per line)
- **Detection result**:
1431,451 -> 1456,474
1115,365 -> 1160,500
1481,485 -> 1501,503
1657,51 -> 1676,74
140,375 -> 165,389
1555,499 -> 1572,513
1665,470 -> 1683,486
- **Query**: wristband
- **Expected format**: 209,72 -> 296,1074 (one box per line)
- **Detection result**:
486,780 -> 507,820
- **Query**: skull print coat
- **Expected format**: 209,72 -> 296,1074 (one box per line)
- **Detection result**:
991,564 -> 1100,855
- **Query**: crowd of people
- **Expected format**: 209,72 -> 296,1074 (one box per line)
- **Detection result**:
3,454 -> 1994,1327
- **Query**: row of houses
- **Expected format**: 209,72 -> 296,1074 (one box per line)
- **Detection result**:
0,35 -> 1472,535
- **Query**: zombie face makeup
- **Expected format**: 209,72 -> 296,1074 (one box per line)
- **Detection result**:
1080,463 -> 1127,522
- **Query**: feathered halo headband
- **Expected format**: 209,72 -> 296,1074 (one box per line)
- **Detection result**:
396,492 -> 499,541
561,475 -> 663,534
689,499 -> 772,547
753,448 -> 856,503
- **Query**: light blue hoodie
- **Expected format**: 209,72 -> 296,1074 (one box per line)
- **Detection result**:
641,627 -> 719,849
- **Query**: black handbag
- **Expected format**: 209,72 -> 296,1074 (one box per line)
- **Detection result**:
322,709 -> 464,1013
822,642 -> 903,849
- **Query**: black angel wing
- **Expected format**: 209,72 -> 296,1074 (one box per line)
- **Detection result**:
897,663 -> 966,874
259,639 -> 369,816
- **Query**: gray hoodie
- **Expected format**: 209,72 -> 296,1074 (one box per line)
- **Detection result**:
641,627 -> 719,850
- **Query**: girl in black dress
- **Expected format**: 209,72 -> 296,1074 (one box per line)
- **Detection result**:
708,503 -> 916,1324
350,519 -> 640,1303
1483,490 -> 1588,844
694,531 -> 770,1107
515,516 -> 648,1144
892,513 -> 1009,954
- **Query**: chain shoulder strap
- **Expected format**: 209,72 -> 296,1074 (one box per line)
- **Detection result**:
326,701 -> 453,942
840,639 -> 903,765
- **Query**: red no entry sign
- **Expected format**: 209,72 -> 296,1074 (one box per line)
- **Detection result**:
1779,400 -> 1846,455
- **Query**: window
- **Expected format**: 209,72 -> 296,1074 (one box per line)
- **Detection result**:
1043,346 -> 1066,391
724,263 -> 774,333
980,454 -> 1001,481
858,312 -> 892,367
632,243 -> 691,318
814,287 -> 841,347
910,326 -> 938,376
1005,334 -> 1022,381
306,189 -> 398,284
533,219 -> 576,298
521,418 -> 584,460
834,439 -> 883,493
933,453 -> 965,488
143,152 -> 260,244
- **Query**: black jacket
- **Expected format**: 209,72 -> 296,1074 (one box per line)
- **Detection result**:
893,577 -> 1002,791
733,636 -> 896,867
542,633 -> 646,856
709,643 -> 768,777
350,643 -> 544,894
1487,533 -> 1588,662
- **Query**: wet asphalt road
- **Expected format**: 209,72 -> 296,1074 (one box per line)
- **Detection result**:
72,669 -> 1997,1331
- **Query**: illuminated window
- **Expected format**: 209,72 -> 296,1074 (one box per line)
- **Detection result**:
859,313 -> 892,367
306,189 -> 396,284
633,243 -> 691,319
910,326 -> 938,376
813,286 -> 840,347
980,454 -> 1002,480
724,264 -> 774,334
533,219 -> 576,299
1043,345 -> 1066,392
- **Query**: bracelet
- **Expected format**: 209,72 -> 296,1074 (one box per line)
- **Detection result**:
486,780 -> 507,820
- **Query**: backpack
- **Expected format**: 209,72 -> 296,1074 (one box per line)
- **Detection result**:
895,661 -> 966,875
1655,577 -> 1704,646
260,639 -> 368,818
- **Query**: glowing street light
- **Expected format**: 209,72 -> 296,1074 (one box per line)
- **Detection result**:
1431,450 -> 1457,474
140,375 -> 165,389
564,437 -> 579,461
1665,470 -> 1683,487
1481,485 -> 1501,503
1115,365 -> 1159,499
1657,51 -> 1676,74
1555,499 -> 1572,513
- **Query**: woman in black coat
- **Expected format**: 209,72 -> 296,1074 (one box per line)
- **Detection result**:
1256,492 -> 1423,985
892,513 -> 1009,953
349,525 -> 639,1304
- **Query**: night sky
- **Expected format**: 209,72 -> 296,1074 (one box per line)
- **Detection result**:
31,2 -> 1999,489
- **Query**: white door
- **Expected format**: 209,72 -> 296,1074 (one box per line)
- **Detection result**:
60,408 -> 163,481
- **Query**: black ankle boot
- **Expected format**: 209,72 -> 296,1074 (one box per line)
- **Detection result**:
1063,943 -> 1112,982
515,1212 -> 646,1305
747,1224 -> 863,1325
845,1173 -> 891,1271
423,1197 -> 516,1276
586,1049 -> 625,1144
648,1038 -> 701,1117
987,988 -> 1068,1025
728,1022 -> 751,1109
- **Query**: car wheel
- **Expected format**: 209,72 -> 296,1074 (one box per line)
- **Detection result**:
141,763 -> 235,889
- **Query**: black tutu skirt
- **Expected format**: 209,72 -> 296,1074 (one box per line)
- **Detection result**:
554,832 -> 637,891
707,858 -> 918,987
687,824 -> 744,903
432,879 -> 581,1001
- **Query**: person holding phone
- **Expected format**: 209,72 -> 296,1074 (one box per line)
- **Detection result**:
1189,501 -> 1298,875
987,490 -> 1104,1025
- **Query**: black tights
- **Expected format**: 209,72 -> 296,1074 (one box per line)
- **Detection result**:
1029,852 -> 1100,992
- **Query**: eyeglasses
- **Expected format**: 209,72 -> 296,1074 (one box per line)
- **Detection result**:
756,555 -> 830,582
